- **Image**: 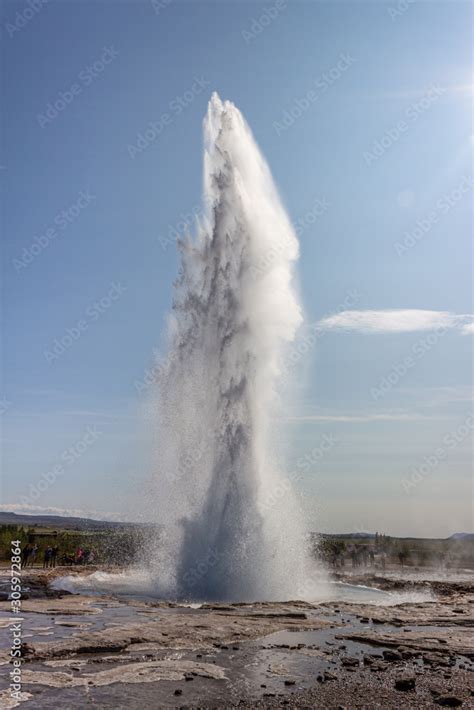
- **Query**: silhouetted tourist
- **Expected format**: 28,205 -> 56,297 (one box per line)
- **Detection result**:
51,546 -> 59,568
361,547 -> 368,567
350,547 -> 357,568
22,544 -> 32,567
43,546 -> 52,569
398,548 -> 410,568
29,544 -> 39,567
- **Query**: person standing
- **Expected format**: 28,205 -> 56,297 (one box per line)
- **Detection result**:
51,546 -> 59,568
29,544 -> 39,567
22,544 -> 32,568
43,546 -> 52,569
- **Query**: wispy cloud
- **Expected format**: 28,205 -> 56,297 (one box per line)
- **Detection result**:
370,83 -> 472,101
7,408 -> 135,420
59,409 -> 135,419
461,322 -> 474,335
22,388 -> 66,398
399,385 -> 473,408
288,411 -> 438,423
317,309 -> 473,335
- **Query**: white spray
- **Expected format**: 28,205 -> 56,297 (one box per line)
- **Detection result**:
149,93 -> 321,601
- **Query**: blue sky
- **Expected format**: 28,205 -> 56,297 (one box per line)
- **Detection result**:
1,0 -> 472,536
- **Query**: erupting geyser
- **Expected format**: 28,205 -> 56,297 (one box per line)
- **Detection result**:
149,93 -> 321,601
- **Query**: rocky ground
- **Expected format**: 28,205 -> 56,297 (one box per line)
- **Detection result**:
0,567 -> 472,708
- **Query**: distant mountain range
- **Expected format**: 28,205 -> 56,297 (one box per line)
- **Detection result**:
321,532 -> 375,539
0,511 -> 137,531
0,511 -> 472,539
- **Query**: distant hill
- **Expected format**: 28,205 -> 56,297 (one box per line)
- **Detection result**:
449,532 -> 474,540
1,512 -> 471,540
0,511 -> 137,531
321,532 -> 376,539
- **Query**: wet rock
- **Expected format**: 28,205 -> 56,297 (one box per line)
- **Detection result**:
370,662 -> 388,672
359,617 -> 370,623
174,688 -> 183,696
394,674 -> 416,691
252,611 -> 308,620
20,642 -> 34,656
363,655 -> 374,665
383,649 -> 402,661
284,679 -> 296,686
434,696 -> 463,707
21,660 -> 225,688
423,653 -> 451,666
341,656 -> 359,667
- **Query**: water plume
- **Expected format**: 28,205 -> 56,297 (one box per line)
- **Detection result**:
148,93 -> 322,601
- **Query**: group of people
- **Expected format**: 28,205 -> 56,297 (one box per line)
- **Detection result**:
42,545 -> 59,568
20,543 -> 96,568
21,543 -> 39,567
61,547 -> 96,566
349,545 -> 378,568
328,544 -> 384,569
22,543 -> 59,568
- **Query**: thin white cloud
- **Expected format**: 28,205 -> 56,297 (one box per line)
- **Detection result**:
8,408 -> 135,420
372,84 -> 473,100
398,386 -> 473,408
59,409 -> 135,419
22,388 -> 66,398
462,322 -> 474,335
317,309 -> 473,334
287,412 -> 437,423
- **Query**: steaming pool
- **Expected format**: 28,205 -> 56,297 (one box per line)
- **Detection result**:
51,571 -> 434,606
